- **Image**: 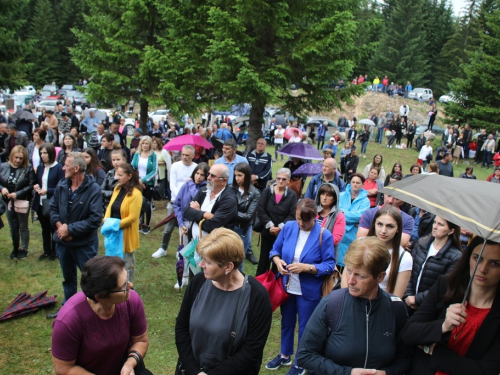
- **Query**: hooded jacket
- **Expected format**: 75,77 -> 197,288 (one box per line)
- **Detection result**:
314,183 -> 346,246
305,171 -> 345,200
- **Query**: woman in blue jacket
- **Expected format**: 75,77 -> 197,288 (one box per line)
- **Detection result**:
266,198 -> 336,375
33,143 -> 65,260
337,173 -> 370,269
131,136 -> 157,234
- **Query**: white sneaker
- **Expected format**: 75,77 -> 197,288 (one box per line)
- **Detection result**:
152,248 -> 167,258
174,277 -> 189,289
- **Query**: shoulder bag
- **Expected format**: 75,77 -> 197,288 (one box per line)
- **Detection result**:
8,167 -> 30,214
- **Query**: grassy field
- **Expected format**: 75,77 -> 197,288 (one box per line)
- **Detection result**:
0,138 -> 493,374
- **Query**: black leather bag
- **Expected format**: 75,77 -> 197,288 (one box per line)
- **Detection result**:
41,199 -> 51,217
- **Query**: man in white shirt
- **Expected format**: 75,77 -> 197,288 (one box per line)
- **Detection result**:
152,145 -> 197,261
274,124 -> 285,161
418,139 -> 433,170
399,102 -> 410,123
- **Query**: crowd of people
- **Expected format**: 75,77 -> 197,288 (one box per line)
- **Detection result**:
1,97 -> 500,375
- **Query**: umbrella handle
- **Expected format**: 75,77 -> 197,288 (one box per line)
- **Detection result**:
199,219 -> 205,238
461,239 -> 487,305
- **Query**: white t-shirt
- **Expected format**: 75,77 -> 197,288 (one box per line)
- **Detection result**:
416,241 -> 439,291
418,145 -> 433,160
379,247 -> 413,292
274,129 -> 285,144
287,230 -> 311,296
169,161 -> 198,201
137,156 -> 148,179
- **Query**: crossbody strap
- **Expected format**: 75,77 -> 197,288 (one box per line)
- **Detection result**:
227,274 -> 248,358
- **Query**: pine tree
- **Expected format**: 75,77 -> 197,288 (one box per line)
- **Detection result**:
445,3 -> 500,130
26,0 -> 60,88
154,0 -> 366,150
0,0 -> 32,90
71,0 -> 167,129
368,0 -> 429,86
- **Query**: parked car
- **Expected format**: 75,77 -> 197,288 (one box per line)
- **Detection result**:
148,109 -> 170,124
59,84 -> 76,96
14,85 -> 36,95
41,84 -> 59,95
415,124 -> 444,137
439,92 -> 459,104
35,99 -> 59,114
306,116 -> 337,139
408,88 -> 434,101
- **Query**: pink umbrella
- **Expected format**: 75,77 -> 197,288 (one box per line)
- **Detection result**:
283,127 -> 303,140
163,135 -> 214,151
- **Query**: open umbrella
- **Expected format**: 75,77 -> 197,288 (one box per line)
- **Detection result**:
277,142 -> 323,160
0,291 -> 57,322
151,212 -> 176,232
12,109 -> 36,121
83,109 -> 106,122
164,135 -> 214,151
283,127 -> 303,140
292,163 -> 323,177
380,174 -> 500,303
358,118 -> 376,126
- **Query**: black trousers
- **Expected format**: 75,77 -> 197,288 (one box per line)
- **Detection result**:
256,234 -> 278,276
38,207 -> 56,255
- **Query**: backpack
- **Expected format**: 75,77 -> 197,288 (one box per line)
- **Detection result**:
325,289 -> 407,337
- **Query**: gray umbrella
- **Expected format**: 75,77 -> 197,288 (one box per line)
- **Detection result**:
381,174 -> 500,303
358,118 -> 376,126
83,109 -> 106,122
12,110 -> 36,121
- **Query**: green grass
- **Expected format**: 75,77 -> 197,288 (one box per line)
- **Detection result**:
0,140 -> 491,374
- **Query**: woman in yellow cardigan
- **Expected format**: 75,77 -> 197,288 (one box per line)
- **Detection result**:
104,162 -> 143,282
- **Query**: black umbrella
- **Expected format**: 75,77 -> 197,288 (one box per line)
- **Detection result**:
12,109 -> 36,121
381,174 -> 500,303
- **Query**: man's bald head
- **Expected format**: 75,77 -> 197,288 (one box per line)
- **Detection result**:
322,157 -> 337,179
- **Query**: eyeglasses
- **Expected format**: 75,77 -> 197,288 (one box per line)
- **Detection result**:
110,278 -> 130,294
276,177 -> 288,181
208,173 -> 225,179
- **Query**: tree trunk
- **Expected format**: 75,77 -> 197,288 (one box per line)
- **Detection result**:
246,98 -> 265,154
140,97 -> 149,134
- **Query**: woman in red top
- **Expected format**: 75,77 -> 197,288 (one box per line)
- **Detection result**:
363,167 -> 383,207
401,236 -> 500,374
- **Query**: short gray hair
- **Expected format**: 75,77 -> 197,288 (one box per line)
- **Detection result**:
68,152 -> 87,173
223,139 -> 237,149
182,144 -> 195,155
219,164 -> 230,179
276,168 -> 291,179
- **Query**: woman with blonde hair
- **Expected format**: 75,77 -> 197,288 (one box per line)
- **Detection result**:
175,228 -> 272,374
131,136 -> 157,234
0,145 -> 35,259
297,237 -> 412,374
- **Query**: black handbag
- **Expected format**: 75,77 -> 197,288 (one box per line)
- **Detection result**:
41,199 -> 51,217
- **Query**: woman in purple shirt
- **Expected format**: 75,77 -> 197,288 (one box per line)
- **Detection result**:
51,256 -> 149,375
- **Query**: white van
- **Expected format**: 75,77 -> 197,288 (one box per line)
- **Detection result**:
408,88 -> 433,101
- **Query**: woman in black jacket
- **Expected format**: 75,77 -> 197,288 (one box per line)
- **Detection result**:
255,168 -> 297,276
33,143 -> 65,260
404,216 -> 462,313
233,163 -> 261,270
56,133 -> 81,165
401,236 -> 500,375
0,145 -> 36,259
175,228 -> 272,375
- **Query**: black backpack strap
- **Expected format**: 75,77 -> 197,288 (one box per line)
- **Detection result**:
227,275 -> 248,358
389,295 -> 408,331
326,289 -> 347,337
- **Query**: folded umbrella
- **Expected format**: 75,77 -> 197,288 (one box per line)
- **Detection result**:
277,142 -> 323,160
151,212 -> 176,232
0,291 -> 57,322
292,163 -> 323,177
381,174 -> 500,303
164,135 -> 214,151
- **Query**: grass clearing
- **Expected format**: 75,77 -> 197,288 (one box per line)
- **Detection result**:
0,139 -> 489,374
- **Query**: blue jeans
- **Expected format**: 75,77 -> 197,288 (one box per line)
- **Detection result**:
377,128 -> 384,143
280,294 -> 321,365
361,140 -> 369,154
234,225 -> 252,272
56,241 -> 97,303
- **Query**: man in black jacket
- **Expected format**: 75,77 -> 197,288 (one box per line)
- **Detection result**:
247,138 -> 272,191
0,124 -> 28,159
183,164 -> 238,238
47,152 -> 103,319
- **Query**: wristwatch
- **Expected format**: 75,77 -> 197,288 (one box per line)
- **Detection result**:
423,345 -> 431,354
309,264 -> 313,273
